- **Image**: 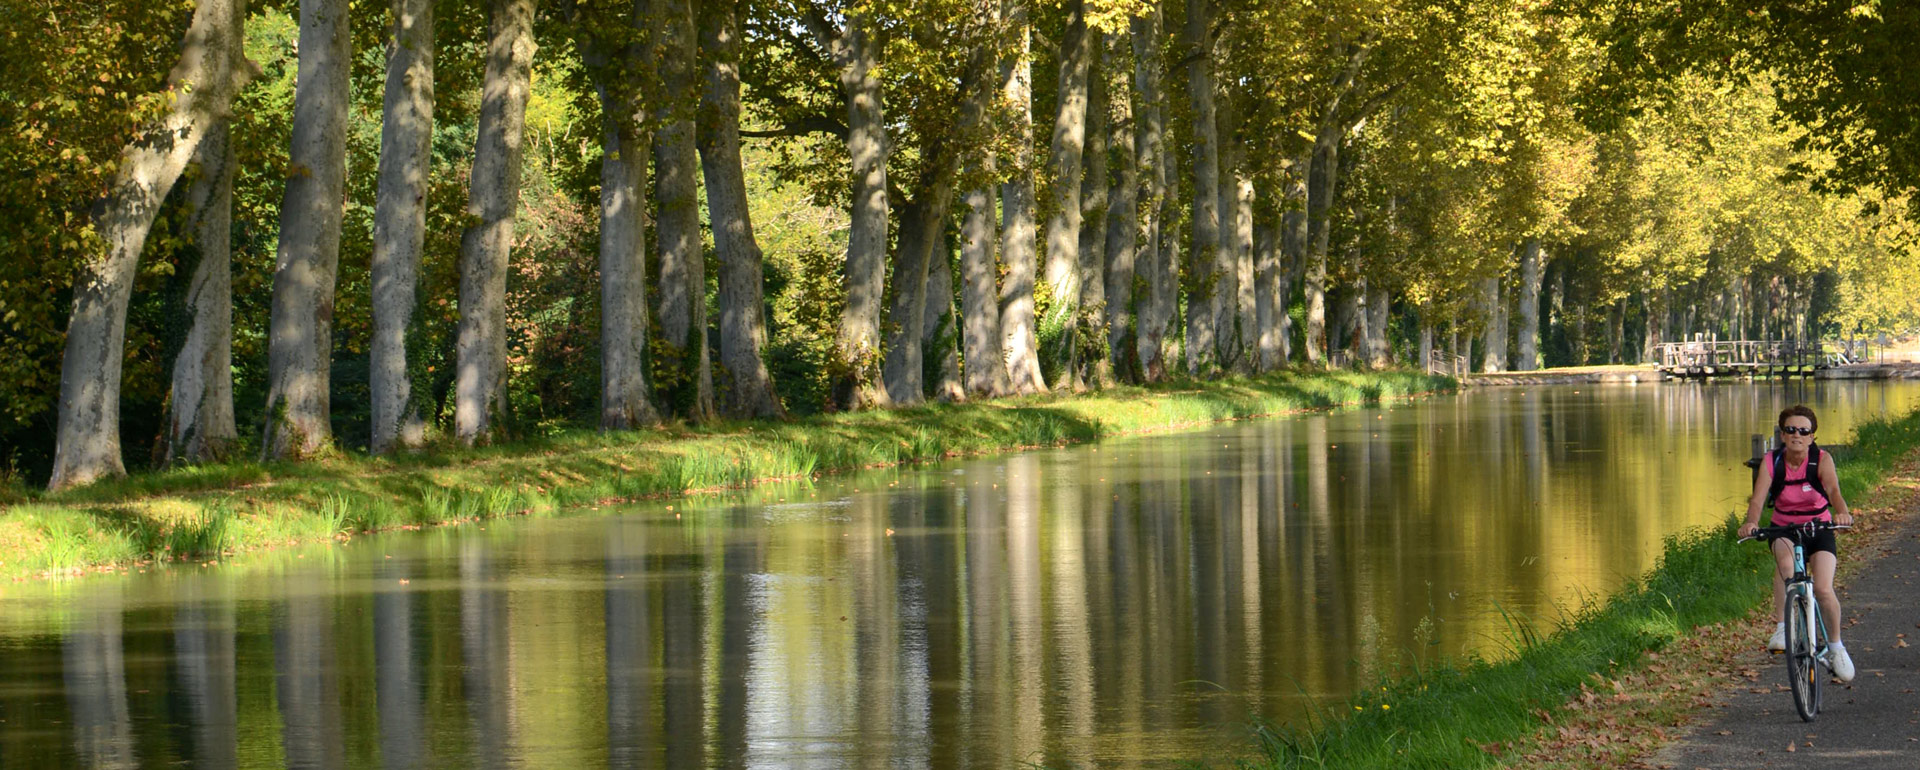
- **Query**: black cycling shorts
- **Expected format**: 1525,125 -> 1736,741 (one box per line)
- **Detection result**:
1765,524 -> 1838,557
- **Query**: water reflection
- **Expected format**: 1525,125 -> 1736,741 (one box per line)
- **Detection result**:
1,380 -> 1914,768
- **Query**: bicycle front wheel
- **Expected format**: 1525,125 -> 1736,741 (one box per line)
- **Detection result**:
1786,592 -> 1821,721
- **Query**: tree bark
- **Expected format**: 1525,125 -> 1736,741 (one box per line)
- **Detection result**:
960,178 -> 1009,397
370,0 -> 435,454
698,0 -> 781,418
263,0 -> 350,460
1280,169 -> 1305,365
999,0 -> 1046,394
1641,288 -> 1662,363
454,0 -> 538,445
1223,123 -> 1254,372
169,122 -> 240,466
1253,217 -> 1280,371
1044,0 -> 1091,309
1608,300 -> 1625,364
1513,239 -> 1542,371
1366,280 -> 1389,368
1417,312 -> 1434,372
882,186 -> 948,405
1129,7 -> 1171,382
1480,275 -> 1507,372
807,8 -> 892,410
653,0 -> 715,421
585,2 -> 660,431
924,235 -> 965,402
1182,0 -> 1220,376
1102,26 -> 1138,382
1074,27 -> 1112,388
1303,129 -> 1337,366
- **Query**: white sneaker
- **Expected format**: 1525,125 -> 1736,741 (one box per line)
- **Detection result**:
1768,623 -> 1786,652
1830,642 -> 1856,683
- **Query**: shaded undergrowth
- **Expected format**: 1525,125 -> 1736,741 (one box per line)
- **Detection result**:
1242,406 -> 1920,769
0,370 -> 1449,579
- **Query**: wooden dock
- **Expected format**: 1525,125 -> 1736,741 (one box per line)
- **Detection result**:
1654,340 -> 1824,379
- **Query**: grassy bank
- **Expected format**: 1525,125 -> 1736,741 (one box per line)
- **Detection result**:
0,370 -> 1448,580
1244,406 -> 1920,769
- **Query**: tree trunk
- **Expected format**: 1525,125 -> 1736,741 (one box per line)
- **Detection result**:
1347,280 -> 1367,367
370,0 -> 435,454
454,0 -> 538,446
1044,0 -> 1091,310
1253,217 -> 1281,371
1182,0 -> 1220,376
1480,275 -> 1506,372
882,190 -> 943,405
586,4 -> 660,431
698,0 -> 781,418
1513,239 -> 1542,371
924,234 -> 965,402
1418,313 -> 1434,372
1608,300 -> 1625,364
1303,128 -> 1337,366
1641,288 -> 1662,363
1102,26 -> 1138,382
1129,6 -> 1171,382
999,0 -> 1046,394
1075,28 -> 1111,388
169,122 -> 240,466
1227,140 -> 1255,372
653,0 -> 715,421
1280,169 -> 1305,365
806,10 -> 891,410
1366,281 -> 1389,368
263,0 -> 350,460
960,179 -> 1009,397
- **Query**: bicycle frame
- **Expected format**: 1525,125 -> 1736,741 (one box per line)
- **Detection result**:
1781,536 -> 1832,670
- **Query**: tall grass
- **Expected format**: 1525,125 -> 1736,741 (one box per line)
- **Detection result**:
1239,405 -> 1920,769
0,370 -> 1451,578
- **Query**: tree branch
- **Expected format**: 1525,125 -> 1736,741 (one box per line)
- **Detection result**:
741,114 -> 848,141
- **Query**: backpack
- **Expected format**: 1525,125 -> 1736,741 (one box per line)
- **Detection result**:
1767,443 -> 1836,514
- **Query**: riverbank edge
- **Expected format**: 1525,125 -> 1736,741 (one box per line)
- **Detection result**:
0,370 -> 1451,581
1241,405 -> 1920,769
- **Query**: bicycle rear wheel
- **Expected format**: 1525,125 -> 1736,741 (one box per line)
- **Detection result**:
1786,593 -> 1821,721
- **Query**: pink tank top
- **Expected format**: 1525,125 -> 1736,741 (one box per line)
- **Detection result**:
1768,450 -> 1831,524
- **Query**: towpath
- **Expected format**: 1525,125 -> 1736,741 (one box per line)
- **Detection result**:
1654,508 -> 1920,768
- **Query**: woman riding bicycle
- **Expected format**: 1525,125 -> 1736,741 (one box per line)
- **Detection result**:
1738,404 -> 1856,682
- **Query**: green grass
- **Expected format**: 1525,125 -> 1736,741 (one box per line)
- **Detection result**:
1239,405 -> 1920,769
0,369 -> 1450,579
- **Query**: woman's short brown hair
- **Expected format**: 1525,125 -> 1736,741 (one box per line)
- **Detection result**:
1779,404 -> 1819,433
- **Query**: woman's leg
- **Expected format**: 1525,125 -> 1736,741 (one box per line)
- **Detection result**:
1810,550 -> 1841,640
1771,538 -> 1795,621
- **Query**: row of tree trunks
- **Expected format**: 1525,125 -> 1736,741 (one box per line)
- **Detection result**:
370,0 -> 437,453
698,0 -> 782,419
264,0 -> 351,458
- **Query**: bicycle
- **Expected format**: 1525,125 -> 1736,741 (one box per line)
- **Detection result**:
1738,522 -> 1849,721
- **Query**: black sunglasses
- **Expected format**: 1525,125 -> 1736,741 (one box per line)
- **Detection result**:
1781,426 -> 1815,436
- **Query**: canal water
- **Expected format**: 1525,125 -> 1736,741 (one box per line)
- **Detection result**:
2,381 -> 1914,768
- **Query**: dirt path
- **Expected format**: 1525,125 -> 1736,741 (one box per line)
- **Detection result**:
1653,511 -> 1920,768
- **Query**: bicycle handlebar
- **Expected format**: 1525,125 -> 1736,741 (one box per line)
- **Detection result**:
1737,522 -> 1851,544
